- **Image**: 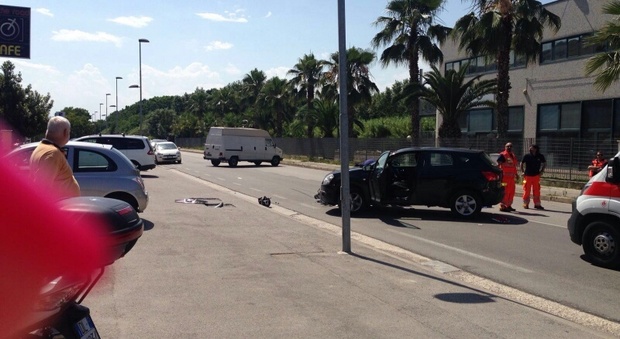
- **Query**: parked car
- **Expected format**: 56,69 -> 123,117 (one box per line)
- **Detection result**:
5,141 -> 149,212
315,147 -> 504,218
74,134 -> 156,171
150,138 -> 167,149
154,141 -> 182,164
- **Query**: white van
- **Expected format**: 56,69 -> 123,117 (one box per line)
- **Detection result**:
568,153 -> 618,268
203,127 -> 283,167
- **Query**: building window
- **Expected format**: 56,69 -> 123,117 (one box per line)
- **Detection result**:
583,100 -> 612,131
508,107 -> 524,132
469,109 -> 493,132
538,99 -> 620,137
541,33 -> 607,64
539,105 -> 559,130
560,103 -> 580,130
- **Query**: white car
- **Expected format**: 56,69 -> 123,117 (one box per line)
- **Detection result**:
75,134 -> 156,171
154,141 -> 182,164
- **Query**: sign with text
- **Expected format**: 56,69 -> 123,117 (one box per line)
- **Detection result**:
0,5 -> 30,59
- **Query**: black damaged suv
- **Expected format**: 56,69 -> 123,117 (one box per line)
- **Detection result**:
316,147 -> 504,218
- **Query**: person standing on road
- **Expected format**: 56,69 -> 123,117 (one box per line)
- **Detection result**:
497,142 -> 518,212
588,151 -> 608,177
520,144 -> 546,210
29,116 -> 80,199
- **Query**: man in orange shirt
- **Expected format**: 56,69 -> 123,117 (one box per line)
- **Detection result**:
29,116 -> 80,199
588,151 -> 608,177
497,142 -> 518,212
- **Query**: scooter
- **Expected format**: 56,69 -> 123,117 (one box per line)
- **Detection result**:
16,196 -> 144,339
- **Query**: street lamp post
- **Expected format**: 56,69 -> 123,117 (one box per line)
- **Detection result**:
99,103 -> 103,121
105,93 -> 111,120
129,84 -> 140,133
138,38 -> 150,135
115,77 -> 122,131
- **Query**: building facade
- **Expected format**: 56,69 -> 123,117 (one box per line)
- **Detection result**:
439,0 -> 620,145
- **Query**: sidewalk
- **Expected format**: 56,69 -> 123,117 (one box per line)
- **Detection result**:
282,159 -> 582,205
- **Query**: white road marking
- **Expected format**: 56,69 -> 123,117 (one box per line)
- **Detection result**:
528,220 -> 567,229
385,228 -> 534,273
300,203 -> 318,210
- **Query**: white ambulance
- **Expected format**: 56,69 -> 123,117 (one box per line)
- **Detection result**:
203,127 -> 283,167
568,154 -> 619,268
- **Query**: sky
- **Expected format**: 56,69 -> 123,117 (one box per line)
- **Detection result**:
6,0 -> 553,119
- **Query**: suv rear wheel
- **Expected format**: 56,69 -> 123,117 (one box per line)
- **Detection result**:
450,191 -> 482,218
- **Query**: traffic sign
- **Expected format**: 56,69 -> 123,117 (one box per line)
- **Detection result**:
0,5 -> 30,59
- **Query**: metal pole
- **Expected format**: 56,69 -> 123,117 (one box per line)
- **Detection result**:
337,0 -> 350,253
115,77 -> 122,130
139,39 -> 149,135
99,103 -> 103,121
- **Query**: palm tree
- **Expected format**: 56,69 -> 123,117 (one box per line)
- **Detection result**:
188,88 -> 209,119
324,47 -> 379,137
405,65 -> 496,141
288,54 -> 325,138
585,0 -> 620,92
259,77 -> 290,137
242,68 -> 267,127
371,0 -> 450,144
309,99 -> 339,138
452,0 -> 560,137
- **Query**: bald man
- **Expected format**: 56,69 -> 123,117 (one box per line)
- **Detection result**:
29,116 -> 80,199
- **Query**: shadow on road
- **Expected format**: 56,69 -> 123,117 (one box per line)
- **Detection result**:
325,206 -> 529,226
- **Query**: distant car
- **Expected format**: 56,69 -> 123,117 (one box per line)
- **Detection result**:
154,141 -> 182,164
5,141 -> 149,212
316,147 -> 504,218
74,134 -> 156,171
150,138 -> 167,148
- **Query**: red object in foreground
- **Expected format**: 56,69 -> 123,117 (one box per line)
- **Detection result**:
0,158 -> 108,336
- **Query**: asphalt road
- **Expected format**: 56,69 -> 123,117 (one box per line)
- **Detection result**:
84,158 -> 618,338
173,151 -> 620,324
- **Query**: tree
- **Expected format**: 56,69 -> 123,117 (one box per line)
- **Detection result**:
288,54 -> 325,138
585,0 -> 620,92
405,65 -> 496,141
309,99 -> 339,137
452,0 -> 560,137
62,107 -> 95,137
371,0 -> 450,143
325,47 -> 379,137
0,61 -> 52,138
242,68 -> 267,127
258,77 -> 291,137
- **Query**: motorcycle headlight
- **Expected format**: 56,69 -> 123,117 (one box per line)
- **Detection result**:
322,173 -> 334,185
35,276 -> 86,311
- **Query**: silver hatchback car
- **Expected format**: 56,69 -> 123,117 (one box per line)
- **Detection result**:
5,141 -> 149,212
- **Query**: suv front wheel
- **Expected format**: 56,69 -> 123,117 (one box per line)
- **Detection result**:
338,188 -> 367,214
450,190 -> 482,218
583,220 -> 620,268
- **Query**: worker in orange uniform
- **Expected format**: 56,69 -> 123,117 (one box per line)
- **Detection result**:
497,142 -> 518,212
588,151 -> 608,177
520,144 -> 546,210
